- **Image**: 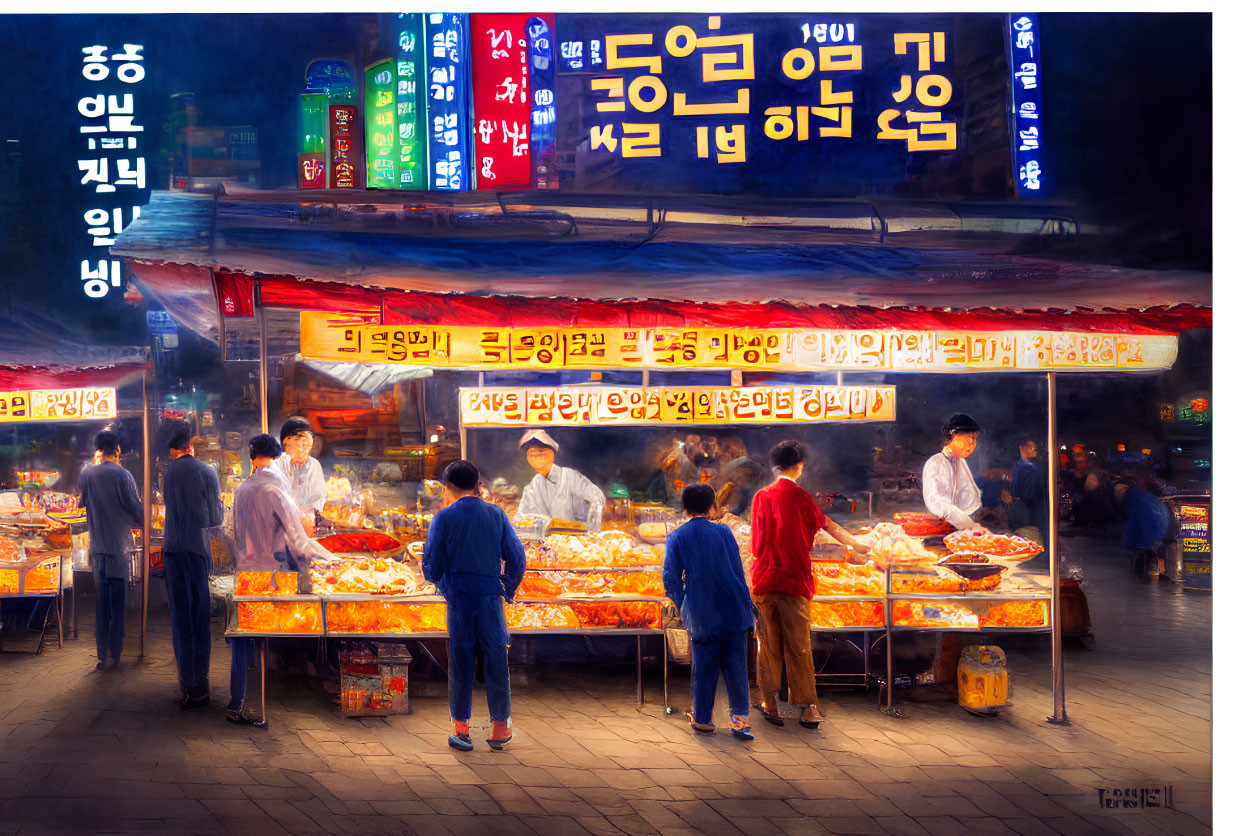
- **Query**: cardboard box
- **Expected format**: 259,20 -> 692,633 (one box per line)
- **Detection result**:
340,641 -> 412,717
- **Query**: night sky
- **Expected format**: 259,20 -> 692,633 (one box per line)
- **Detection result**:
0,12 -> 1212,344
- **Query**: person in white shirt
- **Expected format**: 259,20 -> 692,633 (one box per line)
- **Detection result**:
275,417 -> 327,518
922,413 -> 987,531
513,429 -> 605,531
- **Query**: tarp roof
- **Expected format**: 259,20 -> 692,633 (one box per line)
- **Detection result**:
115,191 -> 1212,340
0,302 -> 149,390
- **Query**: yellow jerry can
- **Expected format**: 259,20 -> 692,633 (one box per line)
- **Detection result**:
957,645 -> 1010,715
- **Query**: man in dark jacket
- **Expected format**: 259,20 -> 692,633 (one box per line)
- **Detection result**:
1009,438 -> 1047,540
162,421 -> 224,708
79,430 -> 144,670
423,460 -> 526,752
664,484 -> 755,739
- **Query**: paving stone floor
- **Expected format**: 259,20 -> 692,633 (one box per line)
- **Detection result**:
0,536 -> 1211,834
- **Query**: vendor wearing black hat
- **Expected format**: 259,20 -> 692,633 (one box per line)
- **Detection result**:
276,417 -> 326,518
922,413 -> 987,531
514,429 -> 605,531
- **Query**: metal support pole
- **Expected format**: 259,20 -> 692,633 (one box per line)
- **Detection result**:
260,638 -> 268,726
258,307 -> 269,435
636,635 -> 644,706
140,371 -> 152,660
1047,372 -> 1068,724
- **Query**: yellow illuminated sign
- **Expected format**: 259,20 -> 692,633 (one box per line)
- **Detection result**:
460,385 -> 895,427
0,387 -> 117,423
301,312 -> 1178,373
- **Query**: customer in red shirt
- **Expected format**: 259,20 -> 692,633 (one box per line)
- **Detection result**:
751,440 -> 873,728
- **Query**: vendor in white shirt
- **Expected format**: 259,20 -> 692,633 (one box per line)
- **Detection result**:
922,413 -> 988,531
514,429 -> 605,532
276,417 -> 327,517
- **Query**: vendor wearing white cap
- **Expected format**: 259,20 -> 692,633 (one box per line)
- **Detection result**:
514,429 -> 605,532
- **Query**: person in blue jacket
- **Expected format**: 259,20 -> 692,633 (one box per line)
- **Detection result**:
1114,479 -> 1169,578
422,460 -> 527,752
663,483 -> 756,740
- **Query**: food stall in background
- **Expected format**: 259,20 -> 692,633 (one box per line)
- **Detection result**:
0,378 -> 148,654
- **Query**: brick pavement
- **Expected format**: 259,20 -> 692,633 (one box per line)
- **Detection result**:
0,537 -> 1210,834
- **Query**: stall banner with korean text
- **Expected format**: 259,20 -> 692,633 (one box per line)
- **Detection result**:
471,14 -> 553,190
528,16 -> 559,189
77,41 -> 147,298
460,385 -> 895,426
555,13 -> 964,195
426,13 -> 469,190
1008,13 -> 1045,196
0,388 -> 117,423
300,312 -> 1179,373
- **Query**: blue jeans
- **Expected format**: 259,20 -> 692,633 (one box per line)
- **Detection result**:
446,594 -> 510,723
165,551 -> 212,694
690,629 -> 751,725
93,559 -> 126,663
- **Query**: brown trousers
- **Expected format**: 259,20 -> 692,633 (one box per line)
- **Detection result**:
752,592 -> 817,707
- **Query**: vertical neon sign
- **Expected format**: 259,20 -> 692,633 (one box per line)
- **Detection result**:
425,13 -> 468,191
299,91 -> 328,188
527,16 -> 557,189
330,105 -> 359,188
1009,13 -> 1044,196
396,14 -> 427,189
76,42 -> 147,299
366,58 -> 399,188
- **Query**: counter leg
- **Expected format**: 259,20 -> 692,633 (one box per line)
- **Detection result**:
260,638 -> 268,727
56,593 -> 63,650
71,581 -> 78,640
663,632 -> 670,711
636,635 -> 644,706
862,630 -> 869,693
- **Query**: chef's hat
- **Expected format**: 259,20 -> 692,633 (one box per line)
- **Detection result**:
519,429 -> 559,452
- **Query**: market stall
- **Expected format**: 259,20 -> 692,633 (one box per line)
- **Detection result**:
113,187 -> 1209,724
0,359 -> 152,655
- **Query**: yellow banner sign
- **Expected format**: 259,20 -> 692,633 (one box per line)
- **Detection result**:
300,312 -> 1178,373
460,385 -> 896,427
0,387 -> 117,423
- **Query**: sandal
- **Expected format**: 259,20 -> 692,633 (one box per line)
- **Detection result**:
685,711 -> 716,734
756,701 -> 784,726
799,704 -> 824,729
730,713 -> 754,741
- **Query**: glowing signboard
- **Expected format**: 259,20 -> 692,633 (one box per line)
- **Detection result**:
0,388 -> 117,423
1009,13 -> 1044,196
330,105 -> 359,189
299,312 -> 1180,373
528,16 -> 559,189
425,13 -> 468,190
396,14 -> 427,189
299,91 -> 328,188
77,41 -> 146,299
460,385 -> 896,427
366,58 -> 400,188
471,14 -> 536,190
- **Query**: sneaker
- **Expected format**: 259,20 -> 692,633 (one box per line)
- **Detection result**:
225,706 -> 267,728
730,713 -> 754,741
799,704 -> 824,729
487,719 -> 513,750
179,690 -> 211,710
109,658 -> 122,670
449,720 -> 473,752
684,711 -> 716,735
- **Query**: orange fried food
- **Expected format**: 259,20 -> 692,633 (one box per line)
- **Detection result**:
326,601 -> 446,634
810,601 -> 885,628
23,560 -> 58,593
505,603 -> 580,630
236,601 -> 323,634
943,530 -> 1043,558
982,601 -> 1049,627
235,571 -> 275,595
0,569 -> 16,594
891,600 -> 980,629
813,562 -> 885,596
570,601 -> 662,629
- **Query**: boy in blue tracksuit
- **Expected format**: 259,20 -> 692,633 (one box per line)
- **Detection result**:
422,460 -> 527,752
663,484 -> 756,740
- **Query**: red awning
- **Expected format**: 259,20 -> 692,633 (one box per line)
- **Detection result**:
235,271 -> 1209,335
0,363 -> 148,392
